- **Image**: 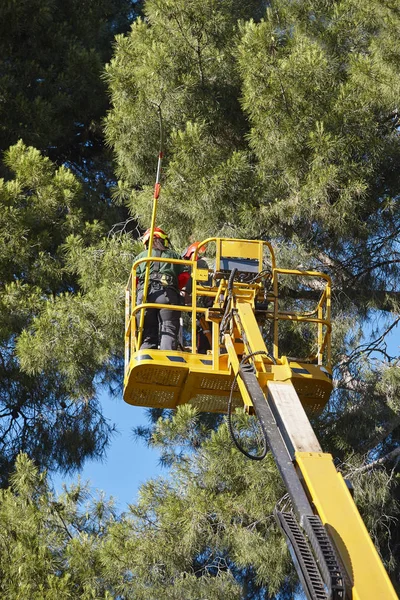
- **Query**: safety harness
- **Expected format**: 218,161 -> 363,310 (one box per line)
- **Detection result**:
138,249 -> 176,292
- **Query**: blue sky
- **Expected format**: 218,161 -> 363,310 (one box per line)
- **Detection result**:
52,317 -> 399,508
51,394 -> 162,509
49,318 -> 398,600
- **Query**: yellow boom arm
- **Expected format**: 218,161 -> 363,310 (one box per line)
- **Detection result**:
224,291 -> 397,600
124,237 -> 398,600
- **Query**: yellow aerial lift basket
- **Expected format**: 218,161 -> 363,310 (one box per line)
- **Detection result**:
124,237 -> 332,415
123,236 -> 399,600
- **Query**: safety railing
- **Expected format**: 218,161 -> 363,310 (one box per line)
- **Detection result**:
125,256 -> 208,369
269,268 -> 331,367
125,240 -> 332,375
190,237 -> 276,272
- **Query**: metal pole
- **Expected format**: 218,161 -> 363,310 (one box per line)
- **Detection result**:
137,106 -> 164,349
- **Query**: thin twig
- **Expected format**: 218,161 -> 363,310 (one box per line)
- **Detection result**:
349,447 -> 400,476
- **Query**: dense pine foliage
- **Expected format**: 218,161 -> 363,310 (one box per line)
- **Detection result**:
0,0 -> 135,175
0,0 -> 142,485
0,0 -> 399,597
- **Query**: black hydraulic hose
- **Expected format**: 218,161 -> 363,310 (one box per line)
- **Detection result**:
228,267 -> 237,292
227,350 -> 276,461
220,268 -> 238,337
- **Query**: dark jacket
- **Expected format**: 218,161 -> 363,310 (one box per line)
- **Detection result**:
135,248 -> 186,291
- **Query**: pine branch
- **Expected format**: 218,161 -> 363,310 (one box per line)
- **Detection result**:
361,414 -> 400,453
352,259 -> 400,283
283,287 -> 400,313
346,317 -> 400,362
317,251 -> 354,282
349,447 -> 400,476
52,503 -> 74,540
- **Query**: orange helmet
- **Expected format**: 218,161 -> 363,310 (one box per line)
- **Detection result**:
142,227 -> 169,247
182,241 -> 206,259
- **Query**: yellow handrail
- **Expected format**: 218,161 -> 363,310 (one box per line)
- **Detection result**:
131,256 -> 196,352
125,240 -> 332,368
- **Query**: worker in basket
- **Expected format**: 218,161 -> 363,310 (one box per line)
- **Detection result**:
181,242 -> 211,354
136,227 -> 189,350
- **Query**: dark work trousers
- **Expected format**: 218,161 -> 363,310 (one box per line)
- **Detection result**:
197,329 -> 211,354
137,286 -> 181,350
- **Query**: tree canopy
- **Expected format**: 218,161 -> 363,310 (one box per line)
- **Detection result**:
0,141 -> 116,483
0,0 -> 135,169
1,0 -> 399,597
0,0 -> 139,484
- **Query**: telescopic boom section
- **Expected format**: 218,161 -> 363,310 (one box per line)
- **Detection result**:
124,237 -> 398,600
225,300 -> 397,600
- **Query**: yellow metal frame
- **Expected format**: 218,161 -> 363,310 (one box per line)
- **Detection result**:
123,236 -> 398,599
271,268 -> 331,365
124,238 -> 333,413
296,452 -> 398,599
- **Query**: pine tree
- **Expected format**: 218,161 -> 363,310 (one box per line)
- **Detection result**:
103,0 -> 400,593
2,421 -> 397,598
0,142 -> 127,483
0,1 -> 145,482
0,0 -> 136,184
104,0 -> 265,240
4,0 -> 398,596
237,0 -> 400,308
0,454 -> 116,599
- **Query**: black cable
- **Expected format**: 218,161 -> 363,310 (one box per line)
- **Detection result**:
228,267 -> 237,292
220,268 -> 238,337
227,350 -> 276,461
247,268 -> 272,285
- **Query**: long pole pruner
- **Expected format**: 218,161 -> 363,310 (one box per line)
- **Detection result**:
137,106 -> 164,349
